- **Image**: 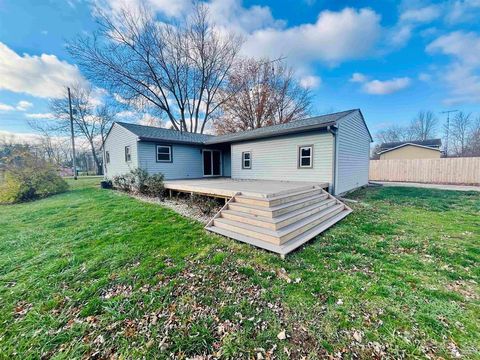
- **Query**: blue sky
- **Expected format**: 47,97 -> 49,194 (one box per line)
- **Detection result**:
1,0 -> 480,141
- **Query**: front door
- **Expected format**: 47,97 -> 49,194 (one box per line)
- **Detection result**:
203,150 -> 221,177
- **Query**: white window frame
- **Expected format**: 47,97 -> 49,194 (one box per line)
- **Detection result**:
125,146 -> 131,162
298,145 -> 313,168
242,151 -> 251,169
156,145 -> 172,163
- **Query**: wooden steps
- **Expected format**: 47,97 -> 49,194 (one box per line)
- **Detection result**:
205,186 -> 352,256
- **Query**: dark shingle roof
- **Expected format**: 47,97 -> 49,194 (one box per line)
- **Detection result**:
114,109 -> 365,145
206,109 -> 358,144
116,122 -> 214,144
379,138 -> 442,151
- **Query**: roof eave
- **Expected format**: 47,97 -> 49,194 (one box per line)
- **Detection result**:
378,143 -> 442,154
137,136 -> 205,145
205,121 -> 337,144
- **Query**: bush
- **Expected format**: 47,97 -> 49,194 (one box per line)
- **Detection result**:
144,173 -> 165,198
112,173 -> 134,192
129,168 -> 149,194
0,151 -> 68,204
112,169 -> 165,198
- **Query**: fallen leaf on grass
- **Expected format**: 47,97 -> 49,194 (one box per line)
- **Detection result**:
352,330 -> 362,342
276,268 -> 292,283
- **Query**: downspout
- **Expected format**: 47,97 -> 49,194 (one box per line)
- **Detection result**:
327,125 -> 338,195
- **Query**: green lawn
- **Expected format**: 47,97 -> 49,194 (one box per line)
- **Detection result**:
0,178 -> 479,359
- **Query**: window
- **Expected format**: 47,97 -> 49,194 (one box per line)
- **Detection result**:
242,151 -> 251,169
156,145 -> 172,162
298,145 -> 313,168
105,151 -> 110,164
125,146 -> 131,162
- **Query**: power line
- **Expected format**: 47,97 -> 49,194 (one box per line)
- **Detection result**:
441,109 -> 459,157
68,87 -> 78,180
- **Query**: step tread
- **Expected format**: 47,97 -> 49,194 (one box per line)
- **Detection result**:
231,193 -> 328,211
215,204 -> 344,238
206,208 -> 352,255
280,209 -> 352,254
222,198 -> 337,224
206,226 -> 285,253
235,187 -> 320,203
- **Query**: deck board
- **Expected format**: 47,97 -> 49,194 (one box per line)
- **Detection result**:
164,178 -> 328,198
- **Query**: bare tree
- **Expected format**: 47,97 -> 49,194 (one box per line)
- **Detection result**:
410,110 -> 438,140
466,117 -> 480,156
213,58 -> 311,134
68,3 -> 242,134
48,85 -> 116,174
376,125 -> 412,144
449,112 -> 472,156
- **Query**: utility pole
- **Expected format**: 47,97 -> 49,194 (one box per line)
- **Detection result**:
68,87 -> 77,180
441,110 -> 458,157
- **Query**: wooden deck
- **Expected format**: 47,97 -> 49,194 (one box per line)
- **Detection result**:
163,178 -> 350,257
163,178 -> 329,199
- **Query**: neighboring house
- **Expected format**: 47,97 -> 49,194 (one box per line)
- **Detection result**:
103,109 -> 372,195
378,139 -> 442,160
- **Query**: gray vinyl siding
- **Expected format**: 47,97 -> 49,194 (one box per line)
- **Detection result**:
137,142 -> 204,179
335,111 -> 371,194
104,123 -> 139,178
231,131 -> 334,184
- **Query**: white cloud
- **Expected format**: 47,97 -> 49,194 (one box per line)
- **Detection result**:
16,100 -> 33,111
389,4 -> 443,48
427,31 -> 480,66
242,8 -> 382,66
446,0 -> 480,24
0,42 -> 85,99
418,72 -> 432,82
117,110 -> 136,118
400,5 -> 442,23
0,100 -> 33,111
25,112 -> 56,119
350,72 -> 368,83
94,0 -> 190,19
299,75 -> 321,89
138,113 -> 164,127
148,0 -> 191,17
362,77 -> 411,95
0,103 -> 15,111
388,24 -> 413,47
0,130 -> 45,144
98,0 -> 280,32
427,31 -> 480,104
207,0 -> 283,33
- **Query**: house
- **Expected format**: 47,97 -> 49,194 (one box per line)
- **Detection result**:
104,109 -> 372,195
103,109 -> 372,256
378,139 -> 442,160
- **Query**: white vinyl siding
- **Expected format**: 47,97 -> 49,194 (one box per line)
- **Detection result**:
335,111 -> 371,194
103,123 -> 139,178
231,132 -> 334,183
